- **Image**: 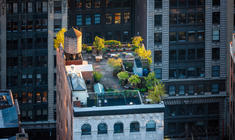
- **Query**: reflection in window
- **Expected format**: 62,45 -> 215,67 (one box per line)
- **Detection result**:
76,15 -> 82,26
212,66 -> 220,77
36,92 -> 41,103
179,85 -> 185,95
169,86 -> 176,95
146,120 -> 156,131
170,14 -> 177,24
130,122 -> 140,132
98,123 -> 108,134
198,31 -> 205,41
188,85 -> 194,95
155,68 -> 162,79
86,15 -> 91,25
28,92 -> 32,103
114,122 -> 123,133
94,14 -> 101,24
42,92 -> 47,102
178,13 -> 186,24
211,84 -> 219,93
212,30 -> 220,41
82,124 -> 91,135
106,14 -> 112,24
114,13 -> 121,24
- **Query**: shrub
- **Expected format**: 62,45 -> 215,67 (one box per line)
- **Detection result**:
117,71 -> 129,81
86,46 -> 92,52
128,75 -> 141,87
107,58 -> 123,69
93,71 -> 103,82
105,40 -> 121,46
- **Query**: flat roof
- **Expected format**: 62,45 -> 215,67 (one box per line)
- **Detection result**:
0,106 -> 18,128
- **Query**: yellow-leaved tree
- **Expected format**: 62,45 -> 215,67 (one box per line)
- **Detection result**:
135,45 -> 152,64
54,28 -> 67,49
132,36 -> 143,48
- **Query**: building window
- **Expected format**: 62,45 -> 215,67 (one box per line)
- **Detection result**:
154,33 -> 162,44
188,13 -> 196,24
213,0 -> 220,6
212,48 -> 220,60
22,92 -> 27,103
178,13 -> 186,24
94,14 -> 101,24
81,124 -> 91,135
42,2 -> 48,12
170,0 -> 177,7
212,84 -> 219,94
178,32 -> 186,41
123,31 -> 129,42
28,2 -> 33,13
76,15 -> 82,26
13,3 -> 18,13
169,86 -> 176,95
188,31 -> 196,42
198,31 -> 205,41
188,49 -> 195,60
114,13 -> 121,24
130,122 -> 140,132
155,0 -> 162,8
42,92 -> 47,102
86,0 -> 91,8
197,13 -> 204,24
179,85 -> 185,95
106,32 -> 112,40
54,1 -> 62,13
36,2 -> 42,13
86,15 -> 91,25
106,0 -> 112,7
146,120 -> 156,131
154,51 -> 162,63
170,32 -> 177,42
188,85 -> 194,95
178,49 -> 186,60
106,14 -> 112,24
124,12 -> 131,23
212,29 -> 220,41
98,123 -> 108,134
170,14 -> 177,24
155,68 -> 162,79
212,66 -> 220,77
179,69 -> 186,78
197,48 -> 204,59
114,122 -> 123,133
213,12 -> 220,24
155,15 -> 162,26
170,50 -> 176,60
54,19 -> 62,32
94,0 -> 101,8
36,92 -> 41,103
76,0 -> 82,8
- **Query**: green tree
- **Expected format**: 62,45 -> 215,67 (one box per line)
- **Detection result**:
54,28 -> 67,49
93,71 -> 103,82
93,36 -> 105,51
117,71 -> 129,84
128,75 -> 141,87
144,72 -> 158,90
147,82 -> 165,103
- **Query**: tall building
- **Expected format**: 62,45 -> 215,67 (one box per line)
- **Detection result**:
136,0 -> 233,139
68,0 -> 135,44
0,0 -> 67,138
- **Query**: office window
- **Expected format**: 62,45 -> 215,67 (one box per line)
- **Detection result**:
212,66 -> 220,77
42,2 -> 48,12
188,0 -> 196,7
178,69 -> 186,78
155,0 -> 162,8
170,32 -> 177,42
169,69 -> 177,78
123,0 -> 131,7
82,124 -> 91,135
106,0 -> 112,7
27,20 -> 33,31
170,14 -> 177,24
179,0 -> 186,8
170,50 -> 176,60
155,15 -> 162,26
22,92 -> 27,103
42,92 -> 47,102
198,31 -> 205,41
178,49 -> 186,60
188,85 -> 194,95
123,31 -> 129,42
36,2 -> 42,12
155,68 -> 162,79
213,0 -> 220,6
170,0 -> 177,7
106,32 -> 112,40
76,15 -> 82,26
188,49 -> 195,60
98,123 -> 108,134
211,84 -> 219,93
212,30 -> 220,41
94,14 -> 101,24
86,0 -> 91,8
178,13 -> 186,24
86,15 -> 91,25
13,3 -> 17,13
28,2 -> 32,13
54,19 -> 62,32
94,0 -> 101,8
188,13 -> 196,24
154,33 -> 162,44
54,1 -> 62,13
124,12 -> 131,23
114,13 -> 121,24
85,32 -> 92,43
154,51 -> 162,63
197,48 -> 204,59
76,0 -> 82,8
178,32 -> 186,41
188,31 -> 196,42
130,122 -> 140,132
114,122 -> 124,133
146,120 -> 156,131
179,85 -> 185,95
213,12 -> 220,24
36,92 -> 41,103
169,86 -> 176,95
106,14 -> 112,24
212,48 -> 220,60
28,92 -> 32,103
197,13 -> 204,24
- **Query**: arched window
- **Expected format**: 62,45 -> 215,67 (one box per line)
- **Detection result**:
81,124 -> 91,135
130,121 -> 140,132
98,123 -> 107,134
114,122 -> 123,133
146,120 -> 156,131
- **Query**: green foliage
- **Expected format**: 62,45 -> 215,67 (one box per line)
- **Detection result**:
93,71 -> 103,82
105,40 -> 121,47
144,72 -> 158,90
54,28 -> 67,49
86,46 -> 92,52
147,82 -> 165,103
128,75 -> 141,87
117,71 -> 129,81
93,36 -> 105,51
107,58 -> 123,69
82,44 -> 88,50
132,36 -> 143,48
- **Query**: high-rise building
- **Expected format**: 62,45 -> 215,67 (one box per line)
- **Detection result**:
68,0 -> 135,44
0,0 -> 67,139
136,0 -> 233,139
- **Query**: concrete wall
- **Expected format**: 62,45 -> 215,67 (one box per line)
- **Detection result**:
73,113 -> 164,140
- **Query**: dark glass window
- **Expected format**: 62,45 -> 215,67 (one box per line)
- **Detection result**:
98,123 -> 107,134
130,122 -> 140,132
212,48 -> 220,60
188,49 -> 195,60
213,12 -> 220,24
94,14 -> 101,24
86,0 -> 91,8
170,50 -> 176,60
82,124 -> 91,135
197,48 -> 204,59
198,31 -> 205,41
179,0 -> 186,8
213,0 -> 220,6
114,122 -> 123,133
188,13 -> 196,24
188,31 -> 196,42
155,0 -> 162,8
123,31 -> 129,42
86,15 -> 91,25
76,15 -> 82,26
155,68 -> 162,79
94,0 -> 101,8
178,13 -> 186,24
212,66 -> 220,77
170,14 -> 177,24
54,1 -> 62,13
211,84 -> 219,93
188,85 -> 194,95
170,0 -> 177,8
155,15 -> 162,26
170,32 -> 177,42
106,14 -> 112,24
154,33 -> 162,44
146,120 -> 156,131
169,69 -> 177,79
76,0 -> 82,8
54,19 -> 62,32
197,13 -> 204,24
169,86 -> 176,95
154,51 -> 162,63
178,32 -> 186,41
179,85 -> 185,95
124,12 -> 131,23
